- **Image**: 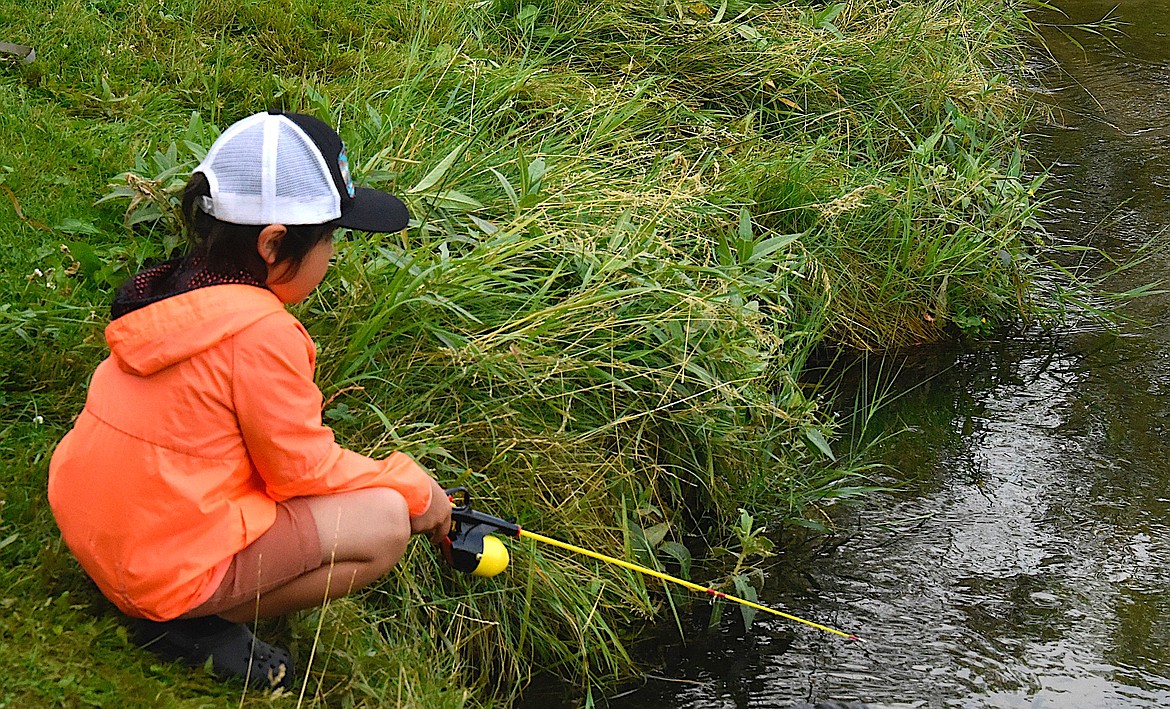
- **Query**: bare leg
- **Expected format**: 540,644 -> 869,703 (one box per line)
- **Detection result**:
217,487 -> 411,623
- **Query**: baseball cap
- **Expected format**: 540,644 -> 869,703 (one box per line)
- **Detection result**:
192,110 -> 410,233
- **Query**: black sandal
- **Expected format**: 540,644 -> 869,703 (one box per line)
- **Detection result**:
133,615 -> 294,691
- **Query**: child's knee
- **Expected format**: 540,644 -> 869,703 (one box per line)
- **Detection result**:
364,487 -> 411,558
370,486 -> 410,523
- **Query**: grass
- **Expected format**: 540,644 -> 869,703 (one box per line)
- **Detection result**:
0,0 -> 1082,705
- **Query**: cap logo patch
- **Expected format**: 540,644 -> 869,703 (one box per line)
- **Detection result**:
339,144 -> 355,198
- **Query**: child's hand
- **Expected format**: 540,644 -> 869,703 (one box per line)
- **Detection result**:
410,478 -> 453,544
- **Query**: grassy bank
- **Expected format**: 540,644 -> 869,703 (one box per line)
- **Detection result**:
1,0 -> 1055,705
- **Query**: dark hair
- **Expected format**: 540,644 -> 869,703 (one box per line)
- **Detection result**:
181,172 -> 336,284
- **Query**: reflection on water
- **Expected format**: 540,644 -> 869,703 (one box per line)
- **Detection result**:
603,1 -> 1170,707
612,337 -> 1170,708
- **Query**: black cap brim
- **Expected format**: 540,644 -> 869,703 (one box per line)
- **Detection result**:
333,187 -> 411,233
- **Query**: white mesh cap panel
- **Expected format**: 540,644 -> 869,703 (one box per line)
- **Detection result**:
195,113 -> 342,226
207,121 -> 265,198
270,119 -> 341,223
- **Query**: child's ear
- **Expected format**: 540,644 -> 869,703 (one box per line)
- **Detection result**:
256,224 -> 288,266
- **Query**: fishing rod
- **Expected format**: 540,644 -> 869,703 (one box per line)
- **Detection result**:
439,487 -> 860,642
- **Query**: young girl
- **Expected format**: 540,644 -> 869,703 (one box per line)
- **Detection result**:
48,111 -> 451,691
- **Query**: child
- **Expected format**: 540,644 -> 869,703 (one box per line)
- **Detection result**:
48,110 -> 452,691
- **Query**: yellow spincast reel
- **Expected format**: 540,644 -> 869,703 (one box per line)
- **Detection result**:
471,535 -> 510,577
442,487 -> 519,577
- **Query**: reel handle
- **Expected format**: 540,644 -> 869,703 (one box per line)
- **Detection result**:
446,487 -> 521,537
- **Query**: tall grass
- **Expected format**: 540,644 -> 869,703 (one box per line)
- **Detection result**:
0,0 -> 1076,704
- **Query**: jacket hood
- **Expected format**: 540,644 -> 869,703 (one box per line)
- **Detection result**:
106,285 -> 285,376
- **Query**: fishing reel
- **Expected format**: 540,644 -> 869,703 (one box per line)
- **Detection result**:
440,487 -> 520,578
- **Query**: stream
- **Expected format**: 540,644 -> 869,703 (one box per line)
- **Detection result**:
601,1 -> 1170,707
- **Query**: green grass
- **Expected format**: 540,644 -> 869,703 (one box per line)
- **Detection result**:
0,0 -> 1080,705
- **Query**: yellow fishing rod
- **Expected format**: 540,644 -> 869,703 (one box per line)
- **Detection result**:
439,487 -> 860,642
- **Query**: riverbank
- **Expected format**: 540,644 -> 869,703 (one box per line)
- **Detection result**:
0,0 -> 1061,705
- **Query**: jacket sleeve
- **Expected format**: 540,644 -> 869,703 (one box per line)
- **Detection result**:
230,311 -> 433,516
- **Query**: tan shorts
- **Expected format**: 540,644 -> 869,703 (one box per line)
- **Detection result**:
182,498 -> 322,618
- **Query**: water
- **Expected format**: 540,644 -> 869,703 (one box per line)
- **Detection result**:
602,2 -> 1170,707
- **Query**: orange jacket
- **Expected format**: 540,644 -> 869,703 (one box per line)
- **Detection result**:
48,284 -> 432,621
